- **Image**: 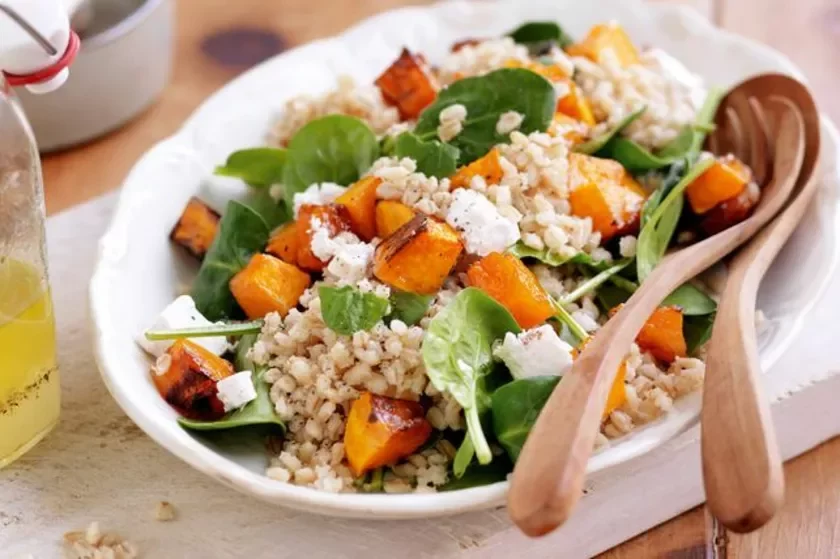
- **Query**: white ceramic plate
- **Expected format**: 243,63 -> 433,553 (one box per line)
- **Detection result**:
90,0 -> 840,518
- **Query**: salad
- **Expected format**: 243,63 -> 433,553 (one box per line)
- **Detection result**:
138,21 -> 759,494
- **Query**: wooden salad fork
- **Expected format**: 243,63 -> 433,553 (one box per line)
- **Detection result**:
508,88 -> 806,538
702,75 -> 821,533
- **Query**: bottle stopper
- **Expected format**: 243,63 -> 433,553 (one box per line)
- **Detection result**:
0,1 -> 79,94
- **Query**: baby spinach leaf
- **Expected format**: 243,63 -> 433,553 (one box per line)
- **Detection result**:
422,288 -> 521,466
598,137 -> 680,173
596,283 -> 632,312
214,148 -> 287,187
492,375 -> 561,462
684,313 -> 716,354
559,259 -> 633,305
507,242 -> 570,267
282,115 -> 380,204
393,132 -> 460,178
440,455 -> 513,491
178,334 -> 285,432
453,436 -> 475,478
508,21 -> 574,51
145,320 -> 264,341
688,87 -> 725,159
243,188 -> 291,229
636,156 -> 715,282
641,158 -> 689,228
414,68 -> 556,164
386,291 -> 432,326
662,283 -> 717,316
319,285 -> 390,335
574,106 -> 647,155
192,201 -> 270,321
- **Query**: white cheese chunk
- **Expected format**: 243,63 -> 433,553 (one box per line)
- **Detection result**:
445,188 -> 520,256
571,310 -> 600,333
136,295 -> 228,357
493,325 -> 574,379
326,241 -> 374,283
293,182 -> 347,216
216,371 -> 257,413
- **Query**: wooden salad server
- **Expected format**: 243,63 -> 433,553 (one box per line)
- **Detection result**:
508,89 -> 806,537
702,75 -> 821,533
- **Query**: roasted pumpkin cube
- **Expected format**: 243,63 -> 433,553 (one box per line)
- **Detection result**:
373,214 -> 463,294
556,81 -> 596,126
336,176 -> 380,241
686,155 -> 752,215
265,222 -> 300,265
568,153 -> 647,241
566,22 -> 640,67
344,392 -> 432,476
700,181 -> 761,236
504,59 -> 569,82
151,339 -> 234,421
466,252 -> 555,329
449,148 -> 504,190
574,336 -> 627,419
295,204 -> 353,271
636,306 -> 688,363
169,197 -> 220,260
604,361 -> 627,418
375,200 -> 416,239
229,254 -> 311,319
375,48 -> 438,120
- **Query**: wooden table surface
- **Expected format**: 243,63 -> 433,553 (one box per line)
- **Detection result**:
41,0 -> 840,556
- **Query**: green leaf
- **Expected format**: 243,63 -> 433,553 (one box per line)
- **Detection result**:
684,313 -> 716,354
507,242 -> 571,267
145,320 -> 263,341
596,283 -> 631,312
492,376 -> 561,462
507,242 -> 615,271
422,288 -> 521,466
414,68 -> 556,164
177,334 -> 286,431
243,187 -> 292,229
393,132 -> 460,178
319,285 -> 390,336
559,259 -> 633,305
636,156 -> 715,282
662,283 -> 717,316
386,291 -> 432,326
641,158 -> 690,228
688,87 -> 725,159
440,455 -> 513,491
508,21 -> 574,51
214,148 -> 287,187
282,115 -> 380,204
453,436 -> 474,478
574,106 -> 646,155
192,201 -> 270,321
599,137 -> 680,173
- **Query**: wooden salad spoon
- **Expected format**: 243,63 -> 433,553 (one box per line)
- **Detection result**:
508,90 -> 806,538
702,75 -> 821,533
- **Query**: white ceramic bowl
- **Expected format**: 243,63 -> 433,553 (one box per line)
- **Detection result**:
90,0 -> 840,518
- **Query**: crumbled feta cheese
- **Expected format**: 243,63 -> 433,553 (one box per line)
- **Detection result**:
292,182 -> 347,216
326,241 -> 374,283
216,371 -> 258,412
309,217 -> 336,261
493,325 -> 574,379
445,188 -> 520,256
136,295 -> 228,357
572,310 -> 600,333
